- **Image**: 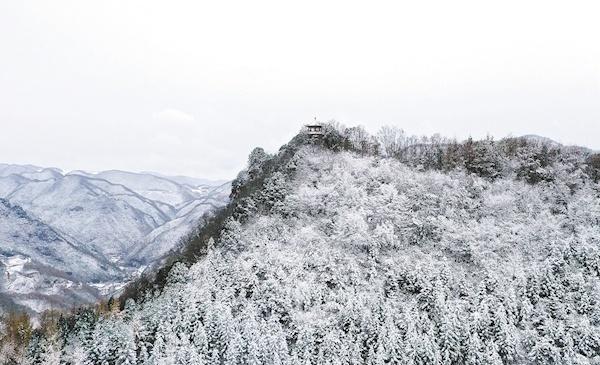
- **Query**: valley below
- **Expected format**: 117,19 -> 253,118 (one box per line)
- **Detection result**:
0,164 -> 230,314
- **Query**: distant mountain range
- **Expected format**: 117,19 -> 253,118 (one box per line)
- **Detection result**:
0,164 -> 230,313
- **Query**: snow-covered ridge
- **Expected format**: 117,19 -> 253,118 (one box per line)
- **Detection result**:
3,125 -> 600,363
0,164 -> 230,313
19,139 -> 600,364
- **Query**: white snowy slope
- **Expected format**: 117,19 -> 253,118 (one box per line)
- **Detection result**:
6,128 -> 600,364
70,170 -> 200,207
0,199 -> 122,312
142,171 -> 228,189
0,165 -> 230,312
0,163 -> 43,177
127,182 -> 231,264
4,174 -> 170,262
49,132 -> 600,364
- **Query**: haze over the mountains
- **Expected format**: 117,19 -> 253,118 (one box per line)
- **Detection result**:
1,1 -> 599,180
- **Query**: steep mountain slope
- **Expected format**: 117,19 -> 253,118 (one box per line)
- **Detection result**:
17,128 -> 599,364
0,199 -> 121,312
0,168 -> 229,264
5,175 -> 169,262
70,170 -> 197,207
127,182 -> 232,264
0,164 -> 43,178
0,166 -> 229,314
142,171 -> 228,188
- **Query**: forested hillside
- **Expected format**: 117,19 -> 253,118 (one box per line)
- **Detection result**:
2,124 -> 600,364
0,166 -> 229,314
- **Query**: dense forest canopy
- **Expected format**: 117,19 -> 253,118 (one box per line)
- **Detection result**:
1,124 -> 599,364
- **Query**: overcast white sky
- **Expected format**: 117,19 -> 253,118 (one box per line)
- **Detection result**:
1,1 -> 599,179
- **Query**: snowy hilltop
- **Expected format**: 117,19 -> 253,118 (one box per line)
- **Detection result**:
0,165 -> 230,314
2,124 -> 600,364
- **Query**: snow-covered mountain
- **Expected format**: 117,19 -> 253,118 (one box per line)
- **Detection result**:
0,198 -> 125,312
0,164 -> 45,178
68,170 -> 198,208
0,166 -> 230,313
9,126 -> 598,364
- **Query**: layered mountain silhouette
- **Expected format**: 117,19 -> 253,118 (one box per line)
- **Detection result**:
0,164 -> 229,313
